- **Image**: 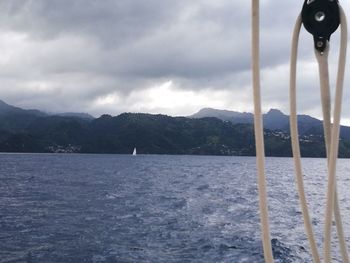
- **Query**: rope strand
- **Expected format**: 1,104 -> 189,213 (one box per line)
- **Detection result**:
315,43 -> 350,263
289,14 -> 321,263
251,1 -> 274,262
323,6 -> 348,263
290,7 -> 348,262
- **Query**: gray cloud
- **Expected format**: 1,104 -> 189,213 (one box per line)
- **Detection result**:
0,0 -> 349,122
0,0 -> 184,42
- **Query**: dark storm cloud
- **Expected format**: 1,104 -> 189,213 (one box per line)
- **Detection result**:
0,0 -> 296,80
0,0 -> 348,120
0,0 -> 184,42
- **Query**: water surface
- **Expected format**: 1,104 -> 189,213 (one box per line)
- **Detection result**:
1,154 -> 350,262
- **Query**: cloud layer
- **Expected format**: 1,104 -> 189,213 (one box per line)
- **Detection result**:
0,0 -> 350,122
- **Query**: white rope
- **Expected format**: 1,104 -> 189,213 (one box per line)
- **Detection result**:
253,2 -> 348,262
315,41 -> 350,263
289,14 -> 321,263
290,6 -> 348,263
251,1 -> 274,262
323,6 -> 348,263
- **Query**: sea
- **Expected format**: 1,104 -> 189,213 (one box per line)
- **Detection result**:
1,153 -> 350,263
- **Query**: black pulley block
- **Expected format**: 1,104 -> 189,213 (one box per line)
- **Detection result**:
301,0 -> 340,52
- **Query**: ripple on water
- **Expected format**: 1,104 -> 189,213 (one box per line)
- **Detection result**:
1,154 -> 349,262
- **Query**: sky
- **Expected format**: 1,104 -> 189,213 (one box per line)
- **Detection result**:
0,0 -> 350,123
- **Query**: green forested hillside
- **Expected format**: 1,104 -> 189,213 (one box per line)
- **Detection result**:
0,100 -> 349,157
0,111 -> 349,157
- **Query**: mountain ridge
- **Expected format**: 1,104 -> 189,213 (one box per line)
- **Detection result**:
0,100 -> 349,157
190,107 -> 350,140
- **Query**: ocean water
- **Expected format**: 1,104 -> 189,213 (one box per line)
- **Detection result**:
1,154 -> 350,263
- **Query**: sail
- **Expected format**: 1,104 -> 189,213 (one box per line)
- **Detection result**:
132,148 -> 137,156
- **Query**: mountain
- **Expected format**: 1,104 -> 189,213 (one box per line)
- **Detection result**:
190,108 -> 253,124
190,108 -> 350,140
0,100 -> 95,133
0,99 -> 47,133
0,100 -> 350,157
54,112 -> 94,120
0,99 -> 45,116
0,112 -> 333,157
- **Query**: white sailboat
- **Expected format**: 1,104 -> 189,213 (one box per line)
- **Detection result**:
132,147 -> 137,156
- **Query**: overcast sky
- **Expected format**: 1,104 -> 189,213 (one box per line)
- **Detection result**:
0,0 -> 350,123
